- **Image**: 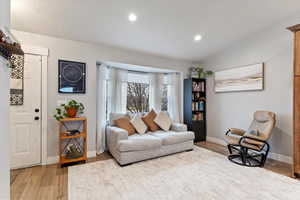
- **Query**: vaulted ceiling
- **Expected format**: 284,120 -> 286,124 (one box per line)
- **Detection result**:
11,0 -> 300,61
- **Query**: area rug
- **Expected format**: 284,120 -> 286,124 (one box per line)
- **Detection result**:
68,147 -> 300,200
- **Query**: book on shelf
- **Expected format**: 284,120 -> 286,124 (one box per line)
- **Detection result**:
192,81 -> 205,92
192,101 -> 205,111
192,113 -> 204,121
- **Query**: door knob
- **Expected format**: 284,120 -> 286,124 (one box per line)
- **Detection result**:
34,116 -> 40,120
35,108 -> 40,113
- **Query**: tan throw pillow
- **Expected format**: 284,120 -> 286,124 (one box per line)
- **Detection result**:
114,117 -> 136,136
142,109 -> 160,132
130,115 -> 148,134
154,112 -> 172,131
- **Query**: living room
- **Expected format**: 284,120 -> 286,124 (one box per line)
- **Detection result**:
1,0 -> 300,199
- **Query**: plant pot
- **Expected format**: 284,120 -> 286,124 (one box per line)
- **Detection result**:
66,107 -> 77,118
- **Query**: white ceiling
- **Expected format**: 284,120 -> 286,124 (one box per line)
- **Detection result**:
11,0 -> 300,62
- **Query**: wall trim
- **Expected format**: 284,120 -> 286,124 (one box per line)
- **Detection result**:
206,136 -> 292,164
46,151 -> 97,165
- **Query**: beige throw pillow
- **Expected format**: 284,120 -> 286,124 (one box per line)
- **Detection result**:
130,115 -> 148,134
142,109 -> 160,132
154,112 -> 172,131
114,117 -> 136,136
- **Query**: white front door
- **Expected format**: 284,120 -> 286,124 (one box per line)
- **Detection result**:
10,54 -> 42,169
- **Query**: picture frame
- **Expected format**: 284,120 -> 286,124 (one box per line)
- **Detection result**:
58,60 -> 86,94
214,63 -> 264,93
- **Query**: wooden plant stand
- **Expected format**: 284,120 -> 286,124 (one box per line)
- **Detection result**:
59,117 -> 87,166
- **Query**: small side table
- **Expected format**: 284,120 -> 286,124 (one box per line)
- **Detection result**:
59,117 -> 87,166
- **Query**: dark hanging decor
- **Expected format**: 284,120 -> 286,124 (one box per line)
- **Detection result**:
10,54 -> 24,105
58,60 -> 86,94
0,29 -> 25,105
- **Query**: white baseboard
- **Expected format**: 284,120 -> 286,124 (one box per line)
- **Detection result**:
87,151 -> 96,158
46,151 -> 97,165
206,136 -> 292,164
268,152 -> 292,164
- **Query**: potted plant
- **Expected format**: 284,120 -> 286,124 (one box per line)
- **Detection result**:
54,99 -> 85,121
190,65 -> 213,78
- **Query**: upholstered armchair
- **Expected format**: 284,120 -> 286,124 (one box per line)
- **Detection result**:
224,111 -> 276,167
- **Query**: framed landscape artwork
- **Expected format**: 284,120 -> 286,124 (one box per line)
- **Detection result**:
58,60 -> 86,93
214,63 -> 264,93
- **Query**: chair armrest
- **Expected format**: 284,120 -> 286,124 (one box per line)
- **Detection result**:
171,123 -> 187,132
226,128 -> 246,136
106,126 -> 129,150
239,135 -> 269,150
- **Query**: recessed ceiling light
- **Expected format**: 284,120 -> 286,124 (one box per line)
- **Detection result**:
128,13 -> 138,22
194,34 -> 202,42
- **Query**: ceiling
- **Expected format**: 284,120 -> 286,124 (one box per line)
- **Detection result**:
11,0 -> 300,62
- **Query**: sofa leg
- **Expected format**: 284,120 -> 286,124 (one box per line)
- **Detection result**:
119,163 -> 132,167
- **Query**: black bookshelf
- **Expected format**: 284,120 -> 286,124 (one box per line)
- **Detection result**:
184,78 -> 206,142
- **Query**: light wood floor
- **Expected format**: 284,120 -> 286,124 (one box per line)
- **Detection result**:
11,142 -> 296,200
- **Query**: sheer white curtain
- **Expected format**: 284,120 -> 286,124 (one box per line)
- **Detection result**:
149,73 -> 164,111
167,73 -> 181,122
96,66 -> 128,154
109,68 -> 128,113
96,64 -> 109,154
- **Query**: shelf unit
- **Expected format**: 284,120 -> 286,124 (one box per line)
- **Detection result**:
184,78 -> 207,142
59,117 -> 87,166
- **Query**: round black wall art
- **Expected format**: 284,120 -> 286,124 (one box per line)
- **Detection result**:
58,60 -> 86,93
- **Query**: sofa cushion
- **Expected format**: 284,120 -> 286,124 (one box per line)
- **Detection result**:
154,111 -> 172,131
150,131 -> 194,145
110,113 -> 129,126
130,115 -> 148,134
114,117 -> 136,136
117,134 -> 162,152
142,109 -> 160,132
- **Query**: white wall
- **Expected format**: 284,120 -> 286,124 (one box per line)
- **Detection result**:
12,30 -> 191,160
0,0 -> 10,199
201,13 -> 300,161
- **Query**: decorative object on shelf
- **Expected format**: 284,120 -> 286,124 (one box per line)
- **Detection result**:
190,65 -> 213,79
65,129 -> 81,136
65,143 -> 83,159
10,54 -> 24,105
214,63 -> 264,93
58,60 -> 86,93
54,99 -> 85,120
59,117 -> 87,166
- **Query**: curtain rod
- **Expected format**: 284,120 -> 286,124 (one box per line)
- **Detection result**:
104,65 -> 180,75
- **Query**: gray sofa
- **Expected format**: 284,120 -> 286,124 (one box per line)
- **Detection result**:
106,113 -> 195,165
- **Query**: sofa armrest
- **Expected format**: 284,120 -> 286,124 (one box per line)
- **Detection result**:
106,126 -> 128,150
171,123 -> 187,132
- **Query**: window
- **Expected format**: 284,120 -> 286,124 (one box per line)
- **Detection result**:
161,84 -> 168,111
126,72 -> 150,113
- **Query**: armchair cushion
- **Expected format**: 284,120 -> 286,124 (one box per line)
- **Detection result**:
117,134 -> 162,152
